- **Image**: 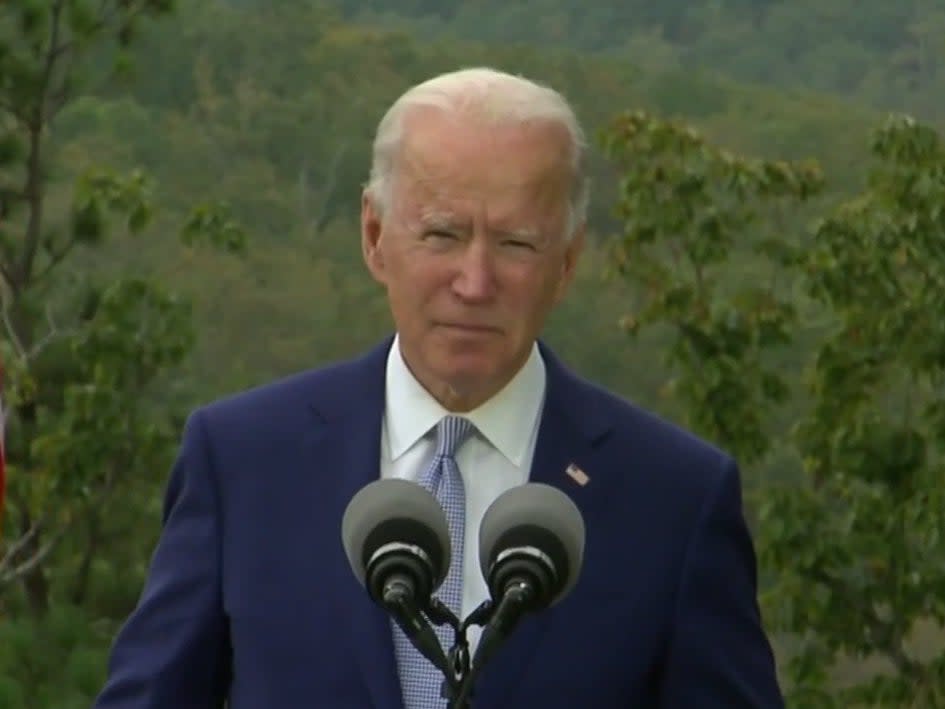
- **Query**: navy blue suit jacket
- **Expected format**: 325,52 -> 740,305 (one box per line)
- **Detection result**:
94,338 -> 784,708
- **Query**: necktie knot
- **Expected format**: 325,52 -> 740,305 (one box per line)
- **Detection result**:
433,415 -> 474,460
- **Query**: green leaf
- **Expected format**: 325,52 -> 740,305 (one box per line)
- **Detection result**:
70,200 -> 104,244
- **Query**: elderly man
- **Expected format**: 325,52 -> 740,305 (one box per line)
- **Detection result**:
94,67 -> 784,708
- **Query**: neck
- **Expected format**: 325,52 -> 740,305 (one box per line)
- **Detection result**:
431,383 -> 498,413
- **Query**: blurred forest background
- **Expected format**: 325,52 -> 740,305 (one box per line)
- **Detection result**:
1,0 -> 944,706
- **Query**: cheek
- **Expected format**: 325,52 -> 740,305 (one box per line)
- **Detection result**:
387,261 -> 445,312
500,266 -> 560,308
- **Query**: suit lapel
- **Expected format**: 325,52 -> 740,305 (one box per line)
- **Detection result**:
309,338 -> 405,709
474,343 -> 612,705
310,339 -> 612,708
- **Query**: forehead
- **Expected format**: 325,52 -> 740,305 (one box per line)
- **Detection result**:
392,108 -> 572,225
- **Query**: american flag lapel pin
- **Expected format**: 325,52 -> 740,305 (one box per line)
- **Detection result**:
565,463 -> 589,486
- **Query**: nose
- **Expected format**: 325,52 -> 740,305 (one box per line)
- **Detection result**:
451,240 -> 497,303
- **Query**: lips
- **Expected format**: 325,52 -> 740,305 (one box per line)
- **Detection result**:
438,322 -> 501,333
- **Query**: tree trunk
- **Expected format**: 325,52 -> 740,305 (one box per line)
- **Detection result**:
17,509 -> 50,617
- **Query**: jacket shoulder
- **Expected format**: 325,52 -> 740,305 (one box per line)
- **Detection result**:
190,346 -> 384,437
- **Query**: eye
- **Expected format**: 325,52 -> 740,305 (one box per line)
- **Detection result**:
503,239 -> 537,250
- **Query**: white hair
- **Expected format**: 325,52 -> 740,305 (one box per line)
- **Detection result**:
365,67 -> 590,240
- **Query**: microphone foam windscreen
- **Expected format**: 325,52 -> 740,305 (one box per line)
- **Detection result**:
341,478 -> 451,587
478,483 -> 585,604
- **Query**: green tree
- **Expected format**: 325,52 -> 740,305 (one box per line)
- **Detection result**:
0,0 -> 245,629
600,108 -> 824,466
326,0 -> 945,123
602,108 -> 945,705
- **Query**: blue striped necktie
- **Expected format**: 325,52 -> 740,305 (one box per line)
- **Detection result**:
394,415 -> 474,708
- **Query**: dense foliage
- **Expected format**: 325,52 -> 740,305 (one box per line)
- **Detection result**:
330,0 -> 945,123
603,109 -> 945,706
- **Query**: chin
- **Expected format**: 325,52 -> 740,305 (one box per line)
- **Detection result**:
431,327 -> 500,357
438,357 -> 495,381
434,355 -> 499,387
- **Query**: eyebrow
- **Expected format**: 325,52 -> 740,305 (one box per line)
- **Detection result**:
417,208 -> 541,240
418,208 -> 463,227
500,225 -> 541,240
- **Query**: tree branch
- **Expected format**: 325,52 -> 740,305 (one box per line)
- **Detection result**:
0,531 -> 64,586
17,0 -> 67,291
70,457 -> 123,604
0,259 -> 15,294
32,235 -> 78,284
2,299 -> 77,362
311,140 -> 349,234
0,519 -> 44,572
1,300 -> 28,360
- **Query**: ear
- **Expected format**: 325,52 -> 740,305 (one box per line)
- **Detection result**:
553,222 -> 586,303
361,189 -> 387,284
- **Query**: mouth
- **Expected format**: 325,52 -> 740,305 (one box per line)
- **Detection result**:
437,322 -> 502,334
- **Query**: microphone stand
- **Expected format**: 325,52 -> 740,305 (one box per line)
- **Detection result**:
410,579 -> 542,707
450,581 -> 534,708
422,598 -> 498,709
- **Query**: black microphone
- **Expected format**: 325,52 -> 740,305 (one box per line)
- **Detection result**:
341,478 -> 454,678
470,483 -> 585,674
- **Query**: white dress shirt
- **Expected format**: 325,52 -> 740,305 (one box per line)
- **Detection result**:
380,334 -> 546,652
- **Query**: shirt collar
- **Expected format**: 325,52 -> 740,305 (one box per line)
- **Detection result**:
384,334 -> 546,467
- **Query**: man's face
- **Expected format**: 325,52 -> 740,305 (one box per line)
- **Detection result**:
361,108 -> 585,411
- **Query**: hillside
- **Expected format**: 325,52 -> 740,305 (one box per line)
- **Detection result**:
51,0 -> 885,406
324,0 -> 945,123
